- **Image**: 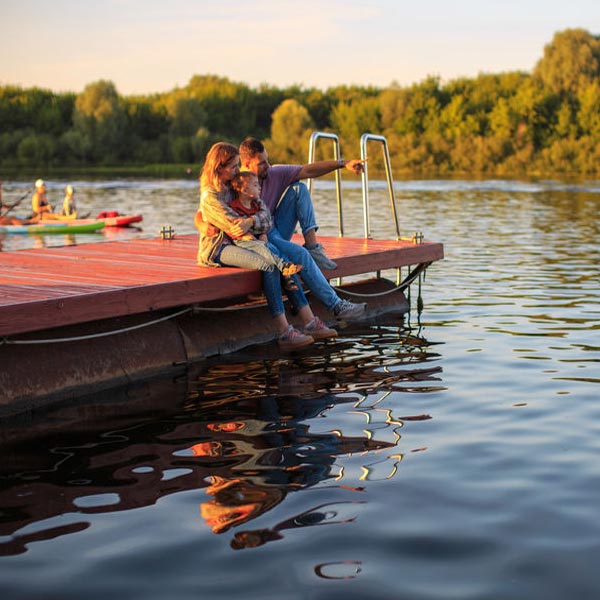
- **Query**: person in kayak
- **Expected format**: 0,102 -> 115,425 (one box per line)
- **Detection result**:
31,179 -> 53,218
0,182 -> 38,225
61,185 -> 77,217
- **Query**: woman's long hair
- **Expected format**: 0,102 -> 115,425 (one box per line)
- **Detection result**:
200,142 -> 239,191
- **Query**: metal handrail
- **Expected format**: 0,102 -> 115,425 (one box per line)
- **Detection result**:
360,133 -> 400,240
307,132 -> 344,237
306,131 -> 405,286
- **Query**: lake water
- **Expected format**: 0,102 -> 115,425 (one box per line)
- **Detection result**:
1,178 -> 599,599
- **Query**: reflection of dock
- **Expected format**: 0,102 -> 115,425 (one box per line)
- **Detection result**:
0,233 -> 443,409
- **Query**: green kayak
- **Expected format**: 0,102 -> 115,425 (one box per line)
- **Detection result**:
0,221 -> 106,235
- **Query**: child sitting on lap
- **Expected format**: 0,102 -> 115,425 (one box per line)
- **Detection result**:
229,172 -> 302,290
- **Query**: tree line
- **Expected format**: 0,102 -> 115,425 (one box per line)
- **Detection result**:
1,28 -> 599,176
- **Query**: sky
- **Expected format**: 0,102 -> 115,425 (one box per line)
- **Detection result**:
1,0 -> 600,96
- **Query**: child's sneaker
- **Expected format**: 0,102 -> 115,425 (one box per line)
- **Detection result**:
277,325 -> 314,351
302,316 -> 338,340
333,299 -> 367,321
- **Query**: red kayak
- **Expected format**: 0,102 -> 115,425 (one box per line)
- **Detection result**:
96,211 -> 143,227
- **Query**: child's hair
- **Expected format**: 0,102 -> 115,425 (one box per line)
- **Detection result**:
230,171 -> 258,194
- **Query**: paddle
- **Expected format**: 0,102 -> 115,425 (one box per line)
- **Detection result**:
2,189 -> 32,216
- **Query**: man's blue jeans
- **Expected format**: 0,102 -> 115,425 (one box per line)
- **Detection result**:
268,183 -> 340,312
272,182 -> 318,240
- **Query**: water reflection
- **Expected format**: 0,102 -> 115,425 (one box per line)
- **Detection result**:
0,324 -> 440,556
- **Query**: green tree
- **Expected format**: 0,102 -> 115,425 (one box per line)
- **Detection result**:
185,75 -> 256,139
164,96 -> 207,137
331,97 -> 381,146
70,80 -> 127,163
251,84 -> 286,137
386,76 -> 444,136
267,99 -> 315,163
438,94 -> 480,139
16,132 -> 57,166
489,97 -> 516,138
577,81 -> 600,137
533,28 -> 600,96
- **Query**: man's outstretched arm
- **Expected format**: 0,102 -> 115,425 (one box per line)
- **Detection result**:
297,158 -> 366,180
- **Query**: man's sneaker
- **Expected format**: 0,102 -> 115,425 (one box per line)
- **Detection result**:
333,299 -> 367,321
278,325 -> 314,351
305,242 -> 337,270
302,316 -> 338,340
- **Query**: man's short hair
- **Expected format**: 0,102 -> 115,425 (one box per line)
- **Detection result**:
239,137 -> 265,161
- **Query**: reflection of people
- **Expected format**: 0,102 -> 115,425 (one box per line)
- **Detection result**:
196,142 -> 337,350
201,477 -> 284,534
31,179 -> 52,217
239,137 -> 367,321
61,185 -> 77,217
230,171 -> 303,291
193,394 -> 395,543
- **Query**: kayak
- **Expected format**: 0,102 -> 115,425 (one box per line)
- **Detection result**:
95,212 -> 143,227
40,212 -> 143,227
0,221 -> 106,235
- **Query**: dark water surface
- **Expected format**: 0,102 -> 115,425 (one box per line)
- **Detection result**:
1,178 -> 599,599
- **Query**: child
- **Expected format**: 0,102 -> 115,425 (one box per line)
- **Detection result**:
229,171 -> 302,291
62,185 -> 77,217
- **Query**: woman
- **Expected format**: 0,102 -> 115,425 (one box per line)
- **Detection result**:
31,179 -> 53,218
196,142 -> 337,351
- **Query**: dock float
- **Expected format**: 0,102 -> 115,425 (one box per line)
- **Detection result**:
0,234 -> 443,413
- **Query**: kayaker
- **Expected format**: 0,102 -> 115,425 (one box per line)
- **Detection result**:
31,179 -> 53,218
62,185 -> 77,217
0,182 -> 15,224
0,182 -> 38,225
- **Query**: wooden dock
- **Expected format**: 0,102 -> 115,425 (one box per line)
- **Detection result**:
0,234 -> 443,411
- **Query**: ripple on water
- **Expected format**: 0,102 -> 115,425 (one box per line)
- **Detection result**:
0,180 -> 599,599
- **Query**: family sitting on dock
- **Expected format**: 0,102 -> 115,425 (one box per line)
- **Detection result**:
196,137 -> 367,350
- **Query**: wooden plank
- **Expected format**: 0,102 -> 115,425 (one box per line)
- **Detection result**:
0,234 -> 443,337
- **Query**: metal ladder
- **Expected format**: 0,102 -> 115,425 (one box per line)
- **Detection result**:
306,131 -> 400,240
306,131 -> 428,290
